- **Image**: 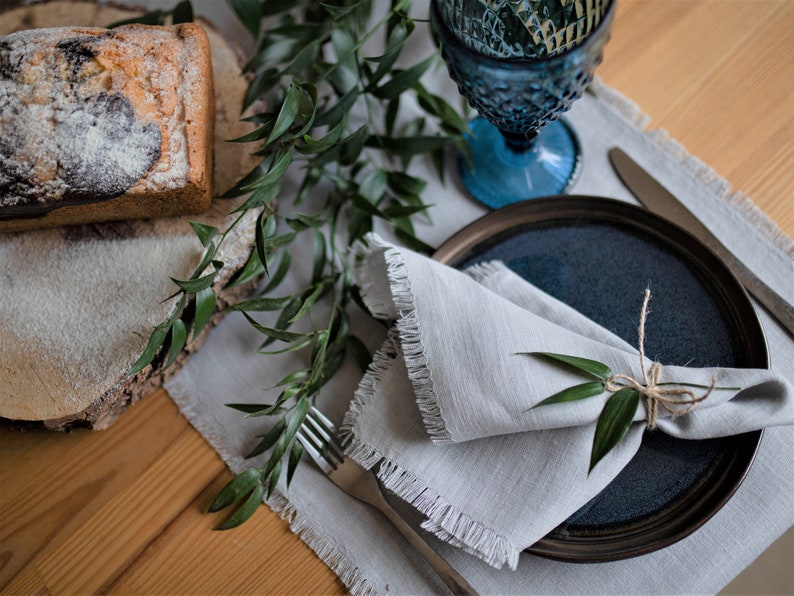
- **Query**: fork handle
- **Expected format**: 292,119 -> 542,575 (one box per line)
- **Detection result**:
375,496 -> 479,595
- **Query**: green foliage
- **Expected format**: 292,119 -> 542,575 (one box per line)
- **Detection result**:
524,352 -> 640,474
128,0 -> 465,528
589,387 -> 640,472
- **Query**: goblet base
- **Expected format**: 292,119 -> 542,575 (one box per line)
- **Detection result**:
457,117 -> 582,209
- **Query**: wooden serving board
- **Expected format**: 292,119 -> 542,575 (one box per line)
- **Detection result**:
0,2 -> 261,430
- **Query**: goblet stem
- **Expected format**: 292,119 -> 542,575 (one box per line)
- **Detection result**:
501,130 -> 539,154
457,116 -> 582,209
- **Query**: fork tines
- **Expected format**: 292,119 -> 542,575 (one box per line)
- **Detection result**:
298,406 -> 346,472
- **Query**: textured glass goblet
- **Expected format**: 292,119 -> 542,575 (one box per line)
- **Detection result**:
431,0 -> 616,208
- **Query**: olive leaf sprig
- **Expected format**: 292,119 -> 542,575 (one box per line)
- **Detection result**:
126,0 -> 467,530
522,352 -> 733,472
205,0 -> 469,530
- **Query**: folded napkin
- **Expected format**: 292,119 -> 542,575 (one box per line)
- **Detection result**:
342,233 -> 793,570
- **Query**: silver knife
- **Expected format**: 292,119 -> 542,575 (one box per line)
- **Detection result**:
608,147 -> 794,338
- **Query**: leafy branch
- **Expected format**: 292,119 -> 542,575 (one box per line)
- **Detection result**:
523,352 -> 736,472
127,0 -> 467,529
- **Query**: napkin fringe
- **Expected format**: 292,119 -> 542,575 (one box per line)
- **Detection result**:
356,234 -> 454,443
268,493 -> 377,596
340,332 -> 399,460
341,332 -> 521,570
353,238 -> 395,320
375,458 -> 521,570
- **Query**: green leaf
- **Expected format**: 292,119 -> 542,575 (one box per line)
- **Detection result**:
190,242 -> 220,283
165,318 -> 187,369
255,212 -> 277,275
387,171 -> 427,197
261,250 -> 292,294
260,0 -> 294,16
189,222 -> 220,247
330,27 -> 358,92
590,388 -> 641,472
246,418 -> 287,458
170,271 -> 216,293
231,181 -> 282,214
226,115 -> 276,143
226,0 -> 262,38
358,168 -> 388,203
286,440 -> 304,487
532,381 -> 605,408
283,395 -> 310,448
257,337 -> 314,356
289,283 -> 328,323
282,39 -> 321,77
339,124 -> 370,165
314,86 -> 359,128
209,468 -> 262,513
226,403 -> 286,415
227,295 -> 292,312
382,202 -> 431,218
221,158 -> 272,198
215,482 -> 265,530
171,0 -> 194,24
242,68 -> 280,110
366,134 -> 451,158
275,369 -> 309,387
286,212 -> 326,232
526,352 -> 613,381
128,323 -> 169,375
372,54 -> 434,99
193,286 -> 215,337
267,85 -> 302,145
366,24 -> 407,85
312,231 -> 327,284
346,335 -> 372,372
350,192 -> 386,218
415,83 -> 470,134
225,249 -> 265,289
243,150 -> 292,190
242,312 -> 309,343
266,459 -> 282,498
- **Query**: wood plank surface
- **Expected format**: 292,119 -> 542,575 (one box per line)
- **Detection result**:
1,1 -> 792,594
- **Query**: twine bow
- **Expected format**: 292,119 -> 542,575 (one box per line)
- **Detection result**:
604,289 -> 715,429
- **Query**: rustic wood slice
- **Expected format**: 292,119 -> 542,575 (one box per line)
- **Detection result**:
0,2 -> 262,430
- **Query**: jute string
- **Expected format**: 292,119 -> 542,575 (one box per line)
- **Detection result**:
604,289 -> 715,429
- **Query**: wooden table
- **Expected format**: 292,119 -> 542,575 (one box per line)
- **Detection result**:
2,1 -> 792,593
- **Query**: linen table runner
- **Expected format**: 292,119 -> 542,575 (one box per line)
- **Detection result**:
165,8 -> 794,593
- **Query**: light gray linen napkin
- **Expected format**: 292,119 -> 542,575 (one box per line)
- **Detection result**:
343,232 -> 793,569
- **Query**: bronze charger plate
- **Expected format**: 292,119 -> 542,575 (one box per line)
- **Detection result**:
433,196 -> 767,562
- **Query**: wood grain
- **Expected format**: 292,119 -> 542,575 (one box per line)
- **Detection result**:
1,1 -> 792,594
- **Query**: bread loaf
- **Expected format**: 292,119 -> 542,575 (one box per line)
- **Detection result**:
0,23 -> 214,232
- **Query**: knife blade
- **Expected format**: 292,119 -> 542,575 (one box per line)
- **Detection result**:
608,147 -> 794,338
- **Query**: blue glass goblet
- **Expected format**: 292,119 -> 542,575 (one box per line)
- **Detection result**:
431,0 -> 616,208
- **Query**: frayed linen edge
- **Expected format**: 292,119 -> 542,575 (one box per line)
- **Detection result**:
355,454 -> 520,570
338,320 -> 520,570
340,330 -> 400,454
354,233 -> 454,443
353,236 -> 396,320
267,492 -> 377,596
166,377 -> 376,596
591,78 -> 794,257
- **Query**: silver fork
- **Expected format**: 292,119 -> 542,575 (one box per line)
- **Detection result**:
298,406 -> 478,596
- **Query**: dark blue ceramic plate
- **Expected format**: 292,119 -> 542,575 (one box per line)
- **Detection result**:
433,196 -> 767,562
